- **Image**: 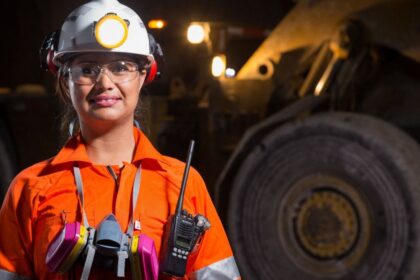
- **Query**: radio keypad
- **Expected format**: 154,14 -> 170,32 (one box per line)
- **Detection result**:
172,247 -> 189,259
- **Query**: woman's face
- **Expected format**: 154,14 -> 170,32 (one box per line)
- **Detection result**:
66,53 -> 147,129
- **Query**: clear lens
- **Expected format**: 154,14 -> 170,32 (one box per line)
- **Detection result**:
68,61 -> 146,85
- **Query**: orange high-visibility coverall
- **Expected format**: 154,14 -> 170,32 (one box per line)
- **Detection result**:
0,128 -> 239,279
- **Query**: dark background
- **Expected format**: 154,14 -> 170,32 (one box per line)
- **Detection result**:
0,0 -> 294,90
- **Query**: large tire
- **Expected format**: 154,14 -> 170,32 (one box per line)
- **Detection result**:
228,112 -> 420,280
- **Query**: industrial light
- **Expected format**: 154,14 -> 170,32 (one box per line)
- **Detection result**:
211,55 -> 226,77
148,19 -> 167,29
95,13 -> 128,49
225,68 -> 236,78
187,22 -> 209,44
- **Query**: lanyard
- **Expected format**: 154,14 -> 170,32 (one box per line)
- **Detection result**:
72,163 -> 142,236
73,163 -> 142,279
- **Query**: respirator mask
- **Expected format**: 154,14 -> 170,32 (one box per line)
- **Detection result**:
46,164 -> 159,280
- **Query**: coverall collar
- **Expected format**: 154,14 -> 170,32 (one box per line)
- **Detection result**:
50,127 -> 168,170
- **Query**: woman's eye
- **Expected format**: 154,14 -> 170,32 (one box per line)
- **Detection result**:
80,65 -> 97,75
110,63 -> 129,73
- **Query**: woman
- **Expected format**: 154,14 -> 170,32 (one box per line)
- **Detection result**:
0,0 -> 240,279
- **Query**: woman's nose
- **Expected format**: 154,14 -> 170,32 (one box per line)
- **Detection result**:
95,68 -> 115,87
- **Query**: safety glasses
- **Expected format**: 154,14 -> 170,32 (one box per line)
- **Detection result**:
67,60 -> 149,85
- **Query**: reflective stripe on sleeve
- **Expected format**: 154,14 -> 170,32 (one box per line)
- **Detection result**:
0,269 -> 31,280
190,256 -> 241,280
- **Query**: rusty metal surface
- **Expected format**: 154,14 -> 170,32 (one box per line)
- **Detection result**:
238,0 -> 420,79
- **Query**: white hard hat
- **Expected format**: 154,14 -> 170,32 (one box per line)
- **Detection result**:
53,0 -> 153,65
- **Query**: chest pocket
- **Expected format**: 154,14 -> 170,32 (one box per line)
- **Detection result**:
33,209 -> 78,272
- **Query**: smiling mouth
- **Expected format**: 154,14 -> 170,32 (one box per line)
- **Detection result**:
90,96 -> 121,107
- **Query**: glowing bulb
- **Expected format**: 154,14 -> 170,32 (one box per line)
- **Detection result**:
212,55 -> 226,77
225,68 -> 236,78
187,24 -> 206,44
148,19 -> 167,29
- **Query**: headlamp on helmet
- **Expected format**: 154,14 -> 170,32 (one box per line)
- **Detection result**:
95,13 -> 129,49
39,0 -> 164,83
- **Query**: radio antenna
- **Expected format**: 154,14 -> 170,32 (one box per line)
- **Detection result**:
175,140 -> 195,216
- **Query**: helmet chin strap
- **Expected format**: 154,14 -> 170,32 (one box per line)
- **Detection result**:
69,120 -> 76,137
134,119 -> 141,129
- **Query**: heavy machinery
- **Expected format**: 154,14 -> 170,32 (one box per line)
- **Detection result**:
160,0 -> 420,279
2,0 -> 420,279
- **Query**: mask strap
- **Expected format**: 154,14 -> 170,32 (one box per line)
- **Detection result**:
73,163 -> 96,280
127,164 -> 142,237
80,241 -> 96,280
73,163 -> 142,229
117,163 -> 141,277
117,164 -> 142,277
73,163 -> 90,229
73,162 -> 143,279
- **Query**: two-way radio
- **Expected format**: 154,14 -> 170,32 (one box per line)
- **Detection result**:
159,140 -> 211,278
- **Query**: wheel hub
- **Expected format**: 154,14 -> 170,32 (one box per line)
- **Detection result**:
295,190 -> 358,259
278,174 -> 371,277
